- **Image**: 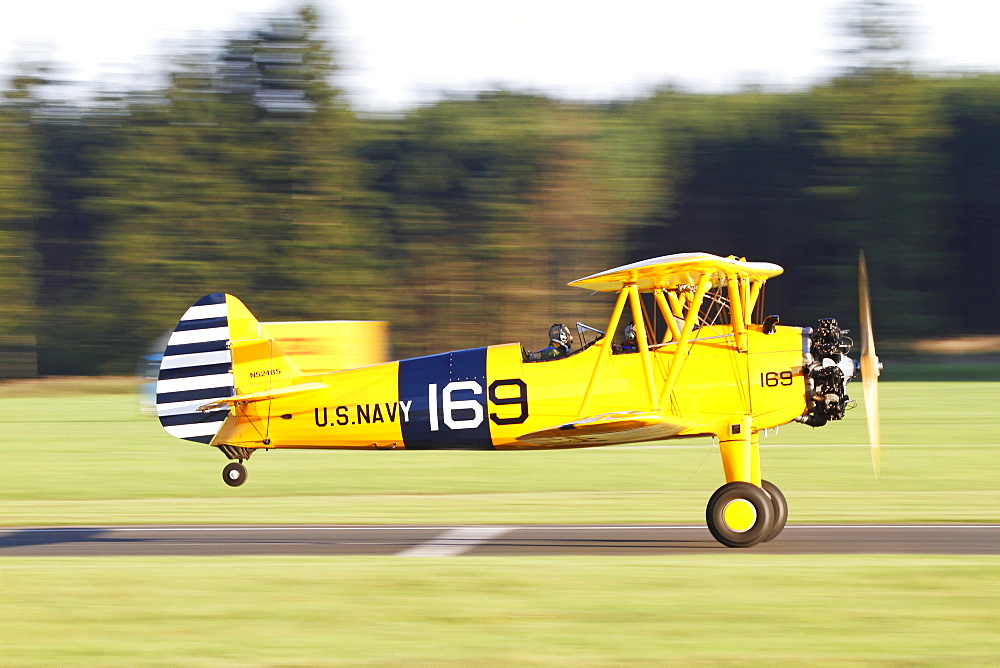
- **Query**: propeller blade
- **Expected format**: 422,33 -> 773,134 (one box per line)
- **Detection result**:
859,250 -> 881,478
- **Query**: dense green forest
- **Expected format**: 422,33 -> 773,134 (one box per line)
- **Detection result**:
1,5 -> 997,375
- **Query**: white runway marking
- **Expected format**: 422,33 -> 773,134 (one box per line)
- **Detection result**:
396,526 -> 513,557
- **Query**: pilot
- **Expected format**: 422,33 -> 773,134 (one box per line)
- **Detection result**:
617,323 -> 638,354
534,324 -> 573,360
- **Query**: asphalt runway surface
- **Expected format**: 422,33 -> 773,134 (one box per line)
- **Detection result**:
1,524 -> 998,556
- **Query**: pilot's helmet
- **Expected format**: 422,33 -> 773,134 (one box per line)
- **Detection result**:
548,324 -> 573,348
623,323 -> 637,346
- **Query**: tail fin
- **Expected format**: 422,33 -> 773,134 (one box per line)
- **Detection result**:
156,293 -> 302,444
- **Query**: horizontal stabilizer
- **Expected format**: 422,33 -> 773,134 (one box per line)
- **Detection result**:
517,411 -> 688,447
198,382 -> 328,412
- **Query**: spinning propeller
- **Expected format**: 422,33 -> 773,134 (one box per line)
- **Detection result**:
858,251 -> 882,478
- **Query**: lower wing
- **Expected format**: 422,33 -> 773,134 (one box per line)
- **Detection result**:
516,411 -> 690,447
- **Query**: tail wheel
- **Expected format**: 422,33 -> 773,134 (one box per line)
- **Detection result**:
222,462 -> 247,487
761,479 -> 788,542
706,482 -> 774,548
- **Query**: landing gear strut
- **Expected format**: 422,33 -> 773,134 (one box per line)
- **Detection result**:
222,461 -> 247,487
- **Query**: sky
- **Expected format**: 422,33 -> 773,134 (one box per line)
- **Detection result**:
1,0 -> 997,112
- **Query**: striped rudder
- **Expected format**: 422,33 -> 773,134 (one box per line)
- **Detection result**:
156,293 -> 235,444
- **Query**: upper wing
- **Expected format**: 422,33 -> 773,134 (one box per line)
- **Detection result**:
568,252 -> 783,293
516,411 -> 690,447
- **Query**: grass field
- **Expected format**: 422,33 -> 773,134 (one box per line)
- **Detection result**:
2,381 -> 998,525
2,381 -> 999,665
3,556 -> 998,665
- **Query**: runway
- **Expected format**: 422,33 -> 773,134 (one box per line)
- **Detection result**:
1,524 -> 998,556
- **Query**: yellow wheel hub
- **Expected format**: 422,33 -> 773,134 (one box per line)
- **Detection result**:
722,499 -> 757,533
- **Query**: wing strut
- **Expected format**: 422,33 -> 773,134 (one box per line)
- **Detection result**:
578,287 -> 629,417
627,284 -> 659,409
659,273 -> 713,408
653,290 -> 682,342
726,272 -> 748,351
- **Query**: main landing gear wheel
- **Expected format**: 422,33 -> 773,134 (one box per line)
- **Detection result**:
761,479 -> 788,542
706,482 -> 774,548
222,462 -> 247,487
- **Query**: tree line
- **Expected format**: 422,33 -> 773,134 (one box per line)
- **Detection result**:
1,5 -> 997,375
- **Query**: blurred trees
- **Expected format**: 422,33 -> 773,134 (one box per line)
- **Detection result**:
939,80 -> 1000,333
81,6 -> 387,371
0,3 -> 997,375
358,94 -> 555,355
0,78 -> 41,339
359,94 -> 628,357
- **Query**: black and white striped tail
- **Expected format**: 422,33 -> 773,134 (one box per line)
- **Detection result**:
156,293 -> 235,444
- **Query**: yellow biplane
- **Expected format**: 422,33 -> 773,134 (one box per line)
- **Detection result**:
156,252 -> 881,547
